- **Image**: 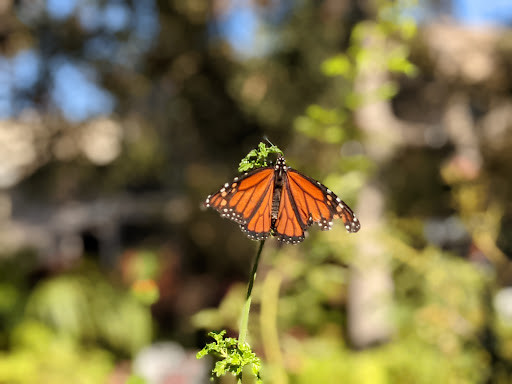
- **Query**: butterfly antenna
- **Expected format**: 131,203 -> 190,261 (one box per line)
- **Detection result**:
263,136 -> 275,147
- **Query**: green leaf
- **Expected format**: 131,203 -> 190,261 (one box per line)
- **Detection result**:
400,17 -> 417,40
321,54 -> 352,78
238,142 -> 283,172
126,375 -> 147,384
376,82 -> 399,100
197,330 -> 262,382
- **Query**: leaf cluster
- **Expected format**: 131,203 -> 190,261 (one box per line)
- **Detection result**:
197,330 -> 262,383
238,142 -> 283,172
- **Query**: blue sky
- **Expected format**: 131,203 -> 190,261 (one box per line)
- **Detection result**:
218,0 -> 512,59
0,0 -> 159,121
453,0 -> 512,25
1,0 -> 512,122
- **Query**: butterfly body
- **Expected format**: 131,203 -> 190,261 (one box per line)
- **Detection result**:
205,155 -> 360,244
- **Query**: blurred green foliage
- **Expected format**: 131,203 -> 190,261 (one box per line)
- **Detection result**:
0,254 -> 153,382
196,229 -> 493,383
26,272 -> 152,355
295,0 -> 417,144
0,320 -> 113,384
1,0 -> 512,382
192,1 -> 512,383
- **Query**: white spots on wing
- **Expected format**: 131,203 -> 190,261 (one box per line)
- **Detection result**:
215,206 -> 245,225
240,224 -> 270,241
349,215 -> 361,233
275,233 -> 303,245
318,218 -> 333,231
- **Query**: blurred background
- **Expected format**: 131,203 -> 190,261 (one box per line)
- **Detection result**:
1,0 -> 512,383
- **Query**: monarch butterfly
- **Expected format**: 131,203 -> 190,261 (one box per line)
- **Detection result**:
205,155 -> 360,244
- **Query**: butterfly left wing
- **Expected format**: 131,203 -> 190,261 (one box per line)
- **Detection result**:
205,167 -> 275,241
283,169 -> 360,235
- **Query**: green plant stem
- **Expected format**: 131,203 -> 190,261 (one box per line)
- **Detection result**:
239,240 -> 265,346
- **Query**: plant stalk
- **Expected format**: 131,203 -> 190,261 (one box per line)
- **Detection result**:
239,240 -> 265,346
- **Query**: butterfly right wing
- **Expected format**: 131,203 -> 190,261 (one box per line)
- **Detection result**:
205,167 -> 275,241
273,168 -> 361,244
273,178 -> 308,244
286,169 -> 361,233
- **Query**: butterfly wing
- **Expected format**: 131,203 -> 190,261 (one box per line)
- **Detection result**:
205,167 -> 275,241
274,169 -> 360,244
274,178 -> 308,244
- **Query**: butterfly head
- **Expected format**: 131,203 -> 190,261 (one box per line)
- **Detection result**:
274,155 -> 287,170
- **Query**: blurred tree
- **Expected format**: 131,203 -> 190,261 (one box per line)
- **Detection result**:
2,0 -> 512,382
